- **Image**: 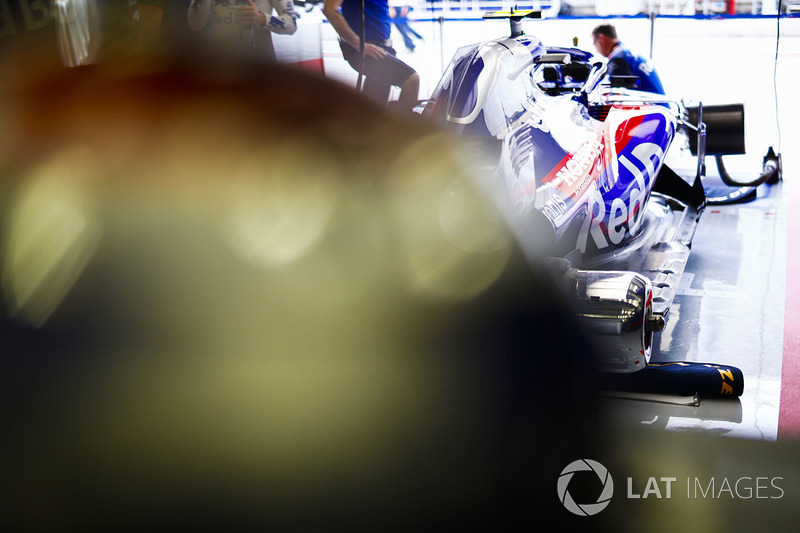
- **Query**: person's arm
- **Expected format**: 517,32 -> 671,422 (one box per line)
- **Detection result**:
322,0 -> 386,59
238,0 -> 297,34
187,0 -> 211,31
263,0 -> 298,35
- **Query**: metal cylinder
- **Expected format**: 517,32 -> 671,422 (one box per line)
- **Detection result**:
567,270 -> 656,373
688,103 -> 746,156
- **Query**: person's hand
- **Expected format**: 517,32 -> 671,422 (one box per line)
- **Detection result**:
236,0 -> 267,28
363,43 -> 387,60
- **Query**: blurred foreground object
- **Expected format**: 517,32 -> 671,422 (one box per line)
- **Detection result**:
0,54 -> 604,529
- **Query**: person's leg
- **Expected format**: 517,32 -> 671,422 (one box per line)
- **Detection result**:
397,72 -> 419,112
370,49 -> 418,112
340,41 -> 391,104
402,7 -> 423,40
394,22 -> 415,51
363,76 -> 392,105
341,43 -> 417,111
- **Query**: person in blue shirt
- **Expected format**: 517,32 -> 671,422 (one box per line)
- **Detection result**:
323,0 -> 419,112
591,24 -> 665,95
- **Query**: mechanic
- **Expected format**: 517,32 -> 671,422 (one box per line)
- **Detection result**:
592,23 -> 665,95
187,0 -> 297,61
323,0 -> 420,113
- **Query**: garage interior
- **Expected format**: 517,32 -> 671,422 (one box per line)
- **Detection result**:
2,1 -> 800,530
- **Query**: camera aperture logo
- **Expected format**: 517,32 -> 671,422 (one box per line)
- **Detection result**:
557,459 -> 614,516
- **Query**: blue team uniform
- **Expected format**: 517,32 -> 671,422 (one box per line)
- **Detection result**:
608,42 -> 665,95
341,0 -> 392,44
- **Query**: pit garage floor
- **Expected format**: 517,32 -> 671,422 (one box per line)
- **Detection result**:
318,13 -> 800,441
603,156 -> 788,440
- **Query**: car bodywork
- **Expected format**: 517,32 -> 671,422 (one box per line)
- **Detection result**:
422,11 -> 738,373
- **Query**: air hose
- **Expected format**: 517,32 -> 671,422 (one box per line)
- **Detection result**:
714,147 -> 782,188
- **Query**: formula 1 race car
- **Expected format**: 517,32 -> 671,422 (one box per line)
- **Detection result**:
421,10 -> 749,373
